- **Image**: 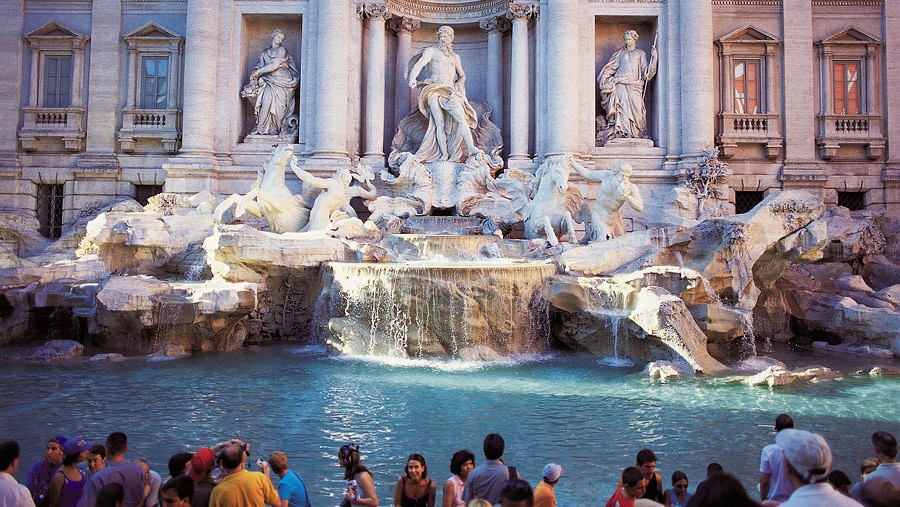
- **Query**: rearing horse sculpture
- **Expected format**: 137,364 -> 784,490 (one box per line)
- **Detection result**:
519,154 -> 585,246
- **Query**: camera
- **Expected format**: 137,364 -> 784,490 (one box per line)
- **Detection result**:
256,458 -> 268,468
347,479 -> 359,500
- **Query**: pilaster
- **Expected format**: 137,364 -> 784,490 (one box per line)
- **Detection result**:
543,0 -> 578,156
0,0 -> 23,180
508,3 -> 537,165
390,17 -> 421,130
679,0 -> 714,160
313,1 -> 351,162
480,17 -> 508,133
360,2 -> 389,167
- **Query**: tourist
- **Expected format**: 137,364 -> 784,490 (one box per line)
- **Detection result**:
48,438 -> 90,507
461,434 -> 519,505
866,431 -> 900,487
441,450 -> 474,507
266,451 -> 310,507
628,449 -> 664,504
859,477 -> 900,507
759,413 -> 795,503
25,436 -> 67,507
338,443 -> 377,507
775,428 -> 861,506
692,463 -> 722,494
135,460 -> 161,507
405,25 -> 481,163
532,463 -> 562,507
850,457 -> 880,500
663,471 -> 691,507
499,479 -> 532,507
464,501 -> 490,507
1,440 -> 35,507
606,466 -> 646,507
684,473 -> 760,507
159,476 -> 192,507
393,453 -> 435,507
95,484 -> 124,507
828,470 -> 853,495
208,442 -> 280,507
186,449 -> 216,507
76,433 -> 145,507
166,454 -> 193,481
86,447 -> 107,482
596,29 -> 658,140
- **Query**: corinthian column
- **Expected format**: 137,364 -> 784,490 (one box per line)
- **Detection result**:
179,0 -> 219,157
480,17 -> 508,130
508,3 -> 537,164
360,2 -> 388,165
543,0 -> 578,155
314,1 -> 350,159
679,1 -> 714,158
390,17 -> 420,129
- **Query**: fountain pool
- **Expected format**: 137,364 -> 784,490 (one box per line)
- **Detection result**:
2,345 -> 898,506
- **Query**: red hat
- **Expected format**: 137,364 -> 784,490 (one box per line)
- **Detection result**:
188,448 -> 215,482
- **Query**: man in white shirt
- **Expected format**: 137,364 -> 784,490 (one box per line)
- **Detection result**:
866,431 -> 900,487
759,413 -> 795,503
0,440 -> 36,507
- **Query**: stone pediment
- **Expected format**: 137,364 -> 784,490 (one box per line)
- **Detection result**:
818,26 -> 880,46
26,21 -> 86,40
388,0 -> 510,23
717,25 -> 779,44
124,22 -> 182,41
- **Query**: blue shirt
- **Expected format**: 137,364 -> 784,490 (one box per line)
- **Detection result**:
276,470 -> 310,507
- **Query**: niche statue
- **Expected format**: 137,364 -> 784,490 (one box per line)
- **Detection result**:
597,29 -> 658,141
241,29 -> 299,139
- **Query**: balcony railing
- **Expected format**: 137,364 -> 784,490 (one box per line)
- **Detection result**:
716,112 -> 782,159
816,113 -> 884,160
19,107 -> 86,151
119,108 -> 182,153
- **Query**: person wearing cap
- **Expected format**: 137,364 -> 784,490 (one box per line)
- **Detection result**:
76,432 -> 146,507
775,428 -> 862,506
1,440 -> 36,507
208,442 -> 280,507
25,436 -> 67,507
187,449 -> 216,507
533,464 -> 562,507
758,413 -> 794,503
48,438 -> 91,507
266,451 -> 310,507
866,431 -> 900,488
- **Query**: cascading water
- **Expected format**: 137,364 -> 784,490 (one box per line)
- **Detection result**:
313,234 -> 558,359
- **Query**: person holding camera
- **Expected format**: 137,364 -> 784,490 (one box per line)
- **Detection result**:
208,442 -> 280,507
338,443 -> 377,507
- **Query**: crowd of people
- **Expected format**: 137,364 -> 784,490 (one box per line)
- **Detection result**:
2,418 -> 898,507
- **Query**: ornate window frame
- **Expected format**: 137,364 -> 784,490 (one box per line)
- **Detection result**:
119,22 -> 184,153
815,26 -> 884,160
715,25 -> 782,160
19,22 -> 88,152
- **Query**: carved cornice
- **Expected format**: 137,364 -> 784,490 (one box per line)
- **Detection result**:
479,17 -> 511,33
387,16 -> 421,35
387,0 -> 509,23
508,2 -> 539,20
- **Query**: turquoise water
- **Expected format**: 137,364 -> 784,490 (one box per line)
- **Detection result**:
2,345 -> 899,506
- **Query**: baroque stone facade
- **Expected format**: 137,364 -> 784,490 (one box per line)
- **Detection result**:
1,0 -> 898,237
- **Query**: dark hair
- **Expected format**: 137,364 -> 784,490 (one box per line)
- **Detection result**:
162,475 -> 194,501
636,448 -> 657,466
860,477 -> 900,507
339,443 -> 368,480
0,440 -> 20,470
827,470 -> 851,490
219,444 -> 245,470
90,445 -> 107,459
96,482 -> 125,507
105,433 -> 128,457
686,473 -> 761,507
450,449 -> 475,476
483,434 -> 505,461
63,451 -> 82,467
872,431 -> 898,459
671,471 -> 688,485
622,466 -> 643,487
167,452 -> 194,477
775,414 -> 794,432
405,453 -> 428,479
500,479 -> 533,506
706,463 -> 724,477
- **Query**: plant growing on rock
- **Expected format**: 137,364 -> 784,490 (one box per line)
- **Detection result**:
684,147 -> 729,218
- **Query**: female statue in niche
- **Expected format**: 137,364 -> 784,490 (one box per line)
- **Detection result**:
597,29 -> 658,141
242,29 -> 299,137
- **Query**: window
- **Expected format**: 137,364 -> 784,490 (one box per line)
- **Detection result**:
735,191 -> 764,214
134,184 -> 163,206
119,23 -> 184,153
714,26 -> 781,159
832,61 -> 860,116
815,27 -> 884,160
37,184 -> 64,239
837,191 -> 865,211
733,61 -> 758,115
44,55 -> 72,108
141,56 -> 169,109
